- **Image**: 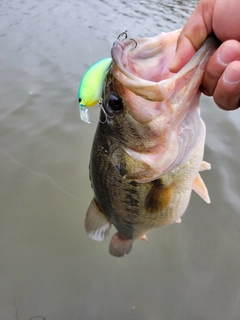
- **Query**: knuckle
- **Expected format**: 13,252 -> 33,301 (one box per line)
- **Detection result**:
200,84 -> 213,96
213,92 -> 240,111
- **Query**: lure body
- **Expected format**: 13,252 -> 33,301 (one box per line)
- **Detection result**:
78,57 -> 112,123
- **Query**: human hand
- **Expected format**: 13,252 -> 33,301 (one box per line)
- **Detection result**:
169,0 -> 240,110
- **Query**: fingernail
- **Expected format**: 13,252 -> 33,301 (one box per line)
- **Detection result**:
218,46 -> 239,66
223,64 -> 240,84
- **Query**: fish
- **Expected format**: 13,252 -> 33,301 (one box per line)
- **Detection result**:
84,29 -> 218,257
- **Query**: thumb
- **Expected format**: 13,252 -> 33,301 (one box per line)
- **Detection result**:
169,1 -> 213,73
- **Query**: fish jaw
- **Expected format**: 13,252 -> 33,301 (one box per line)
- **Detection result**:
109,31 -> 218,181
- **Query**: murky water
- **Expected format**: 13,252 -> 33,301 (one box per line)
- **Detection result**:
1,0 -> 240,319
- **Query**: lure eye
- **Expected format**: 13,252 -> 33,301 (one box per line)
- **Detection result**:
108,94 -> 122,112
78,98 -> 82,103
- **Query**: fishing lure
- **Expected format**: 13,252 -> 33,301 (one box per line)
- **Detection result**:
78,57 -> 112,123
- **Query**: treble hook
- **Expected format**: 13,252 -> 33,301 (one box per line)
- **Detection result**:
98,98 -> 107,124
117,30 -> 128,40
130,38 -> 137,48
117,31 -> 137,48
98,98 -> 117,124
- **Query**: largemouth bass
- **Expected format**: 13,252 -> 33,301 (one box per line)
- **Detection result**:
85,30 -> 217,257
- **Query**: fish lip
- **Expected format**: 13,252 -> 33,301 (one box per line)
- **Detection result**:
112,37 -> 137,54
111,38 -> 138,80
112,39 -> 125,51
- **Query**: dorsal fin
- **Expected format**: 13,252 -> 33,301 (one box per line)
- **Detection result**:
85,198 -> 111,241
192,173 -> 211,204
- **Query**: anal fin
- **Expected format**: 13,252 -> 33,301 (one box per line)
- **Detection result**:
192,173 -> 211,204
85,198 -> 111,241
140,235 -> 149,242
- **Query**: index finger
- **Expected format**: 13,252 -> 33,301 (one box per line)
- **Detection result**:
169,0 -> 214,72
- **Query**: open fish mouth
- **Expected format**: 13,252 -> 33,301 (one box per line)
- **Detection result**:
111,30 -> 218,122
111,29 -> 182,102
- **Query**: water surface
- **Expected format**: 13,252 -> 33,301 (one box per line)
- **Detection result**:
1,1 -> 240,319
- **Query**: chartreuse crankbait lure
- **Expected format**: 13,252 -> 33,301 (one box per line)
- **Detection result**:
78,57 -> 112,123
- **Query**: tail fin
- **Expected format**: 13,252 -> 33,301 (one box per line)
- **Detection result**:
109,233 -> 133,257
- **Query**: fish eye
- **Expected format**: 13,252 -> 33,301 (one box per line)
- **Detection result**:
108,94 -> 122,111
78,97 -> 82,103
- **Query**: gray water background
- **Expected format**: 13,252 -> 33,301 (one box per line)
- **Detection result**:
1,0 -> 240,319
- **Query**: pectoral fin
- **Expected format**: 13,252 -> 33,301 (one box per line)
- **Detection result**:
145,179 -> 174,213
192,173 -> 211,204
85,198 -> 111,241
